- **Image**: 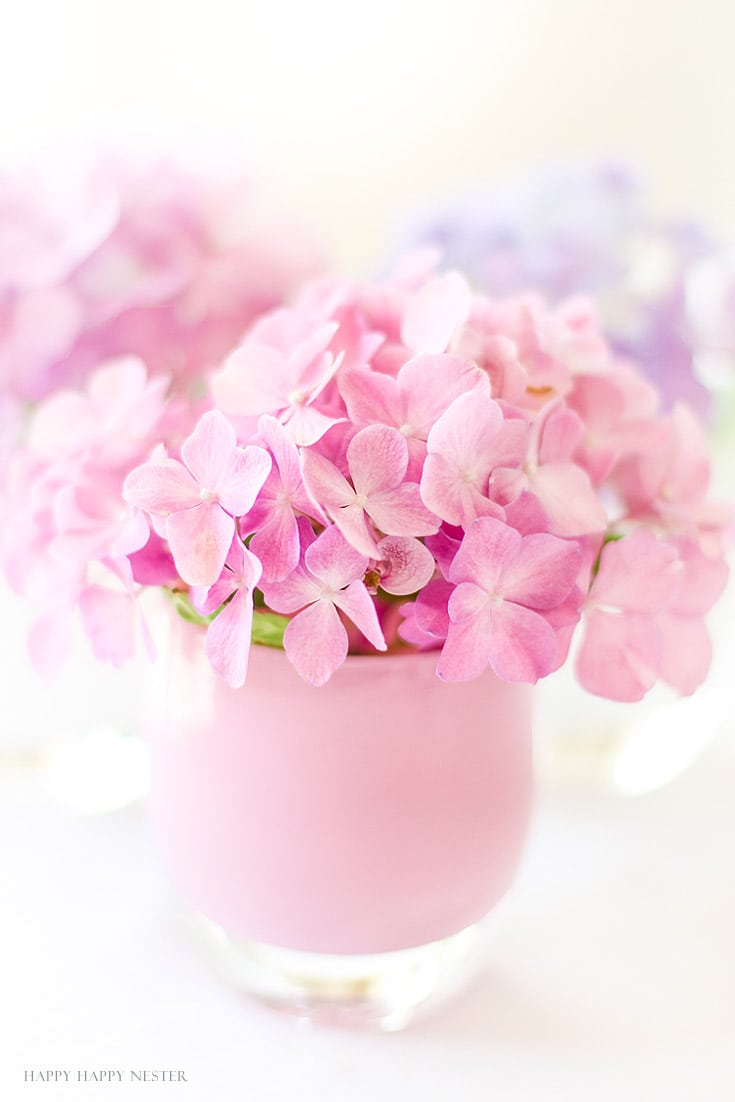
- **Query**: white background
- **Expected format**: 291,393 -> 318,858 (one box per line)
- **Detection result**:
1,2 -> 734,1099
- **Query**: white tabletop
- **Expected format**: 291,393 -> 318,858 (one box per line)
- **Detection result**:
1,732 -> 734,1102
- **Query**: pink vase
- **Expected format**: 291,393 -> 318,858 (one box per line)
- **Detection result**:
146,616 -> 533,1028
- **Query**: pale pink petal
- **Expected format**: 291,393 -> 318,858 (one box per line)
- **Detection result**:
166,502 -> 234,587
398,354 -> 488,436
347,425 -> 408,497
258,414 -> 303,495
283,405 -> 342,446
376,535 -> 436,595
528,462 -> 608,537
123,459 -> 200,515
500,533 -> 581,610
401,271 -> 472,354
283,599 -> 348,686
657,614 -> 712,695
667,542 -> 729,616
79,586 -> 136,667
249,504 -> 300,582
332,581 -> 387,651
591,531 -> 680,613
488,601 -> 558,683
503,491 -> 550,535
449,517 -> 521,594
330,501 -> 379,557
181,409 -> 237,489
537,405 -> 585,464
212,343 -> 289,416
368,483 -> 440,538
205,588 -> 254,688
397,604 -> 442,649
448,581 -> 490,622
339,367 -> 401,427
304,523 -> 368,590
262,563 -> 322,614
301,448 -> 355,511
576,609 -> 662,702
437,609 -> 493,682
219,444 -> 272,516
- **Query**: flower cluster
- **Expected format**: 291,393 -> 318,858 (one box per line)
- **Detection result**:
395,159 -> 735,417
6,262 -> 730,700
0,154 -> 324,469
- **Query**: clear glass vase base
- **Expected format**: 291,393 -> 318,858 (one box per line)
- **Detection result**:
187,912 -> 481,1031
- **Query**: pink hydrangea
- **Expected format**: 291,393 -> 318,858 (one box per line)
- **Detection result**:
5,259 -> 730,698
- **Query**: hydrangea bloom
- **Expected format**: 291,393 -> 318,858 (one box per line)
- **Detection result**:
0,153 -> 325,465
4,263 -> 730,700
394,159 -> 735,416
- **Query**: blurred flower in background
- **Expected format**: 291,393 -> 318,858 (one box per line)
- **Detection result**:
0,151 -> 326,470
0,149 -> 327,807
395,159 -> 735,419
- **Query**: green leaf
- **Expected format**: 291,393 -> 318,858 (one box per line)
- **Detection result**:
166,589 -> 219,627
251,610 -> 288,649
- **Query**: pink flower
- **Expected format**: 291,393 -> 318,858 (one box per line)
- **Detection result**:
301,424 -> 440,557
262,523 -> 386,686
196,537 -> 263,689
575,531 -> 681,701
373,535 -> 436,595
211,309 -> 343,445
437,517 -> 582,683
123,409 -> 271,586
420,390 -> 525,527
401,271 -> 472,353
576,531 -> 729,701
489,398 -> 608,537
339,353 -> 486,478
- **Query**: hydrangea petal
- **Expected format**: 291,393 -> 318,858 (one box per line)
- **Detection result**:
576,608 -> 662,702
500,533 -> 581,610
123,459 -> 200,515
181,409 -> 237,489
283,599 -> 348,686
218,444 -> 272,517
488,601 -> 558,683
332,581 -> 387,651
376,535 -> 436,595
166,501 -> 234,587
205,588 -> 254,689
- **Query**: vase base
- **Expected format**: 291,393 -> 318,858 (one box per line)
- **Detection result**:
187,912 -> 481,1031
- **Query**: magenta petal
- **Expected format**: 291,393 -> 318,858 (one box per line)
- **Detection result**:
304,523 -> 368,590
283,600 -> 348,686
368,483 -> 440,538
219,444 -> 272,516
488,601 -> 558,683
347,424 -> 408,497
576,608 -> 661,702
332,580 -> 386,651
205,588 -> 254,689
181,409 -> 237,489
500,533 -> 581,610
376,535 -> 436,595
166,502 -> 234,587
123,459 -> 200,515
415,578 -> 453,638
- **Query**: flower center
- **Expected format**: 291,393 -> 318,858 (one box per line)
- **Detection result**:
287,388 -> 308,408
200,487 -> 219,504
